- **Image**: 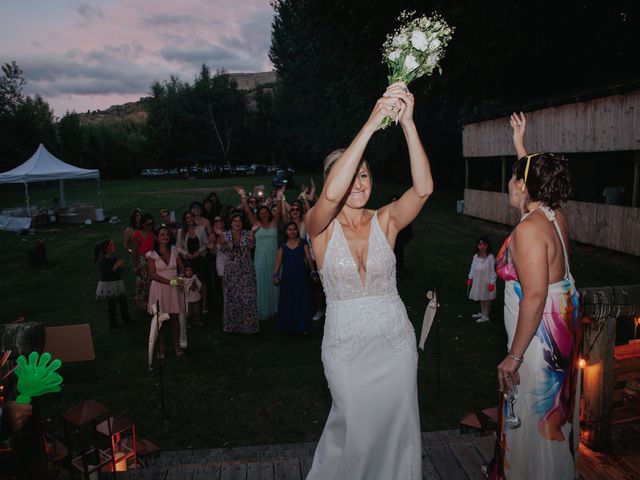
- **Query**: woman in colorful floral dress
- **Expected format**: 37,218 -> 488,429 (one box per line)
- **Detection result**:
489,112 -> 581,480
216,212 -> 259,334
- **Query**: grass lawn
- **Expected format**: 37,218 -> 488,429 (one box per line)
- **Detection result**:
1,175 -> 638,449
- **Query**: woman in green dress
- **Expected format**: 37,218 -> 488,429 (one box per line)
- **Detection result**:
253,205 -> 280,320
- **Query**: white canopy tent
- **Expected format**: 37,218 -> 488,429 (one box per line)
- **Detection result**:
0,144 -> 102,219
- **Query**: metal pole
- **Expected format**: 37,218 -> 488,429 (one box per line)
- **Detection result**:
632,152 -> 639,208
97,176 -> 104,210
24,182 -> 32,219
58,179 -> 66,208
156,299 -> 166,422
465,158 -> 469,189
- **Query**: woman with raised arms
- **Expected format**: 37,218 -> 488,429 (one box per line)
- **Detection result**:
304,81 -> 433,480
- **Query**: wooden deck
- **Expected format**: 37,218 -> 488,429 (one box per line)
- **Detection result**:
110,425 -> 640,480
579,424 -> 640,480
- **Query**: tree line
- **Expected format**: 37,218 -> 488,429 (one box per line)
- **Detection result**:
0,63 -> 276,179
269,0 -> 638,186
1,1 -> 637,184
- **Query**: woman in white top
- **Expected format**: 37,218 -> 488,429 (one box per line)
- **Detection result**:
177,211 -> 210,312
304,81 -> 433,480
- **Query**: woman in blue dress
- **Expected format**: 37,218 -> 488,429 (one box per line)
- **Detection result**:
273,221 -> 315,334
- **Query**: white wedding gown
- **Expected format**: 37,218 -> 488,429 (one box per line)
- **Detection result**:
307,212 -> 422,480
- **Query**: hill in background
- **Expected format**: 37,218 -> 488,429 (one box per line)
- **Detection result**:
77,71 -> 277,125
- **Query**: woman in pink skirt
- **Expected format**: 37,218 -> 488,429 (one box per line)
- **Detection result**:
147,225 -> 185,358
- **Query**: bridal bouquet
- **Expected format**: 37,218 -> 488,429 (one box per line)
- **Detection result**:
380,11 -> 454,128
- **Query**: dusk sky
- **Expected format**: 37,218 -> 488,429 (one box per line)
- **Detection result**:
0,0 -> 275,117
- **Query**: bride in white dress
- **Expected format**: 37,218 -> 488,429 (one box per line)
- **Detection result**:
305,82 -> 433,480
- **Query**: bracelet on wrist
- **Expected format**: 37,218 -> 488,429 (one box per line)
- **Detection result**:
507,350 -> 524,362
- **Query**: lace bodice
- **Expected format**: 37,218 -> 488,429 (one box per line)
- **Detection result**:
319,212 -> 398,303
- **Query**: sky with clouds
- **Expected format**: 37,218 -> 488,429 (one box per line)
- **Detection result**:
0,0 -> 275,116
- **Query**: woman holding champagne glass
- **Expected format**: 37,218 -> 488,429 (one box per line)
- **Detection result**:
490,112 -> 580,480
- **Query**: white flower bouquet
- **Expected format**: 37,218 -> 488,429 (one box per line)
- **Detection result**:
380,11 -> 454,128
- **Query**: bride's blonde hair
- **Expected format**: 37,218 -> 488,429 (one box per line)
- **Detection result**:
323,149 -> 371,182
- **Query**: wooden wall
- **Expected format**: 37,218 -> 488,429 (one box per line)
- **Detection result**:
463,188 -> 640,256
462,90 -> 640,157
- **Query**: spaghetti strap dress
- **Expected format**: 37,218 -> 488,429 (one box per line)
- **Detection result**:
306,212 -> 421,480
276,239 -> 313,333
492,205 -> 581,480
254,225 -> 279,320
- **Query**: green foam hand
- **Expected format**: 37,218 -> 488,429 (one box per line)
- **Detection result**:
14,352 -> 63,404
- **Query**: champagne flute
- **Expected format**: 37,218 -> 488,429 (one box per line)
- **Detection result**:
503,376 -> 521,429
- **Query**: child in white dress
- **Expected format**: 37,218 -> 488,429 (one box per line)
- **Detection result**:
466,236 -> 496,323
183,265 -> 203,327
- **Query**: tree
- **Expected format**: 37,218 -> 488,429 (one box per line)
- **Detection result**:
58,112 -> 85,165
145,66 -> 248,170
269,0 -> 640,184
0,61 -> 57,169
192,65 -> 246,171
0,61 -> 26,115
146,76 -> 189,166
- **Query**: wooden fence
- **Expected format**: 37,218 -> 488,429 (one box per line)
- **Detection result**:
463,188 -> 640,256
462,90 -> 640,157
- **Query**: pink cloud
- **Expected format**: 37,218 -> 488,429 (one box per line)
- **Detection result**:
0,0 -> 275,116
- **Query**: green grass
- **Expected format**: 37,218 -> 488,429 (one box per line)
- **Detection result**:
1,176 -> 638,449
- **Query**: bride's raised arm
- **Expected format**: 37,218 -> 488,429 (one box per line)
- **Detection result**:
305,85 -> 404,238
382,83 -> 433,233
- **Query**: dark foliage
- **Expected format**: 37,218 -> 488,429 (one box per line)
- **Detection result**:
269,0 -> 639,186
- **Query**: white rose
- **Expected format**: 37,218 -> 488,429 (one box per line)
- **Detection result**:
411,30 -> 429,51
430,39 -> 441,50
404,54 -> 419,72
426,55 -> 437,68
392,33 -> 407,47
388,50 -> 402,62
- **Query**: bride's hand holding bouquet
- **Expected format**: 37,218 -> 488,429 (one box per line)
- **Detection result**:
380,11 -> 454,129
364,82 -> 414,134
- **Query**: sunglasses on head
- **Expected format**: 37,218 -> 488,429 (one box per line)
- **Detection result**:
521,153 -> 542,192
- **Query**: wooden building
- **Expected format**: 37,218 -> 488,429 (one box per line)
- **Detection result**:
462,85 -> 640,256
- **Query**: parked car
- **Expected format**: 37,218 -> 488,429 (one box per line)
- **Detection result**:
250,164 -> 268,175
221,165 -> 234,176
267,164 -> 282,174
235,164 -> 249,175
272,169 -> 296,188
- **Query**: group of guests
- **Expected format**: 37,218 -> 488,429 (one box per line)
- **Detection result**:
95,184 -> 326,362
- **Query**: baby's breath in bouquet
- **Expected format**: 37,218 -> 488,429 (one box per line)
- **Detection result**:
380,11 -> 454,128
